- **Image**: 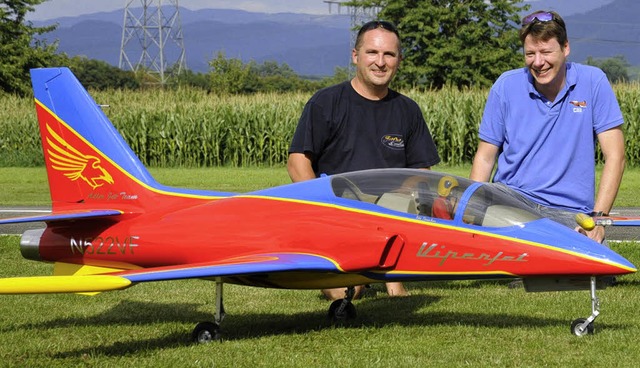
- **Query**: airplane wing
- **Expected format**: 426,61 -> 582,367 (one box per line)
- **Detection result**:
575,213 -> 640,230
595,215 -> 640,227
0,253 -> 340,294
0,209 -> 123,224
0,275 -> 132,294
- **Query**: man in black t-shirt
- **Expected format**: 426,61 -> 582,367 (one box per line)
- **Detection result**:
287,20 -> 440,301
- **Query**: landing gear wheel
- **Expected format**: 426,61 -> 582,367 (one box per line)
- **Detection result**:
571,318 -> 595,336
192,321 -> 221,343
328,299 -> 357,322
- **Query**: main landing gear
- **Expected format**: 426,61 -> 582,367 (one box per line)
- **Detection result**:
190,281 -> 361,343
192,278 -> 225,343
570,276 -> 599,336
327,286 -> 358,322
190,277 -> 602,340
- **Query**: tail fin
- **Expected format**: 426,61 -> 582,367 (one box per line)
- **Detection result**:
30,67 -> 222,213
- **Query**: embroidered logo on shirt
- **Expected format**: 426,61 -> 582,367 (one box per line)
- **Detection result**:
569,100 -> 587,113
381,134 -> 405,150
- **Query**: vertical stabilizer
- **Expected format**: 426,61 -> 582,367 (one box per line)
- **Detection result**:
30,68 -> 157,210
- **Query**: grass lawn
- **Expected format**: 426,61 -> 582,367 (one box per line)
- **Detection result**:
1,236 -> 639,367
1,165 -> 640,366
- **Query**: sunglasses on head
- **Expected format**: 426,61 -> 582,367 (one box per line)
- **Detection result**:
358,20 -> 399,38
522,11 -> 556,26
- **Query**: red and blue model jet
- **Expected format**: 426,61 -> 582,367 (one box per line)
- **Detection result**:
0,68 -> 636,341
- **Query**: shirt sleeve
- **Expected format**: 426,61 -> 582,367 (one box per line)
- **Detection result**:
478,86 -> 505,147
592,71 -> 624,134
404,104 -> 441,168
288,98 -> 330,157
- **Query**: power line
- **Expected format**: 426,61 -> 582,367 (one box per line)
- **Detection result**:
119,0 -> 187,85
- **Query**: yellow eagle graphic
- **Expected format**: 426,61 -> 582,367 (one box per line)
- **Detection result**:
45,123 -> 114,189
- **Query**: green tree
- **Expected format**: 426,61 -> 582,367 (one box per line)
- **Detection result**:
585,55 -> 630,84
254,60 -> 297,79
208,52 -> 328,93
62,56 -> 140,90
0,0 -> 58,95
356,0 -> 528,89
317,66 -> 350,88
209,51 -> 257,94
172,68 -> 210,90
252,61 -> 308,92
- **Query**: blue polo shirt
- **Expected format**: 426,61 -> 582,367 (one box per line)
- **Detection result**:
479,62 -> 624,212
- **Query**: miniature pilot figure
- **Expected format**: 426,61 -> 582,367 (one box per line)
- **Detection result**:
432,176 -> 459,220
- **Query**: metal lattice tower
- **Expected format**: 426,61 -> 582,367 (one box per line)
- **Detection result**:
324,1 -> 381,77
119,0 -> 187,84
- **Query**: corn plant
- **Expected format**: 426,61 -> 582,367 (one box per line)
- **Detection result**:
2,84 -> 639,168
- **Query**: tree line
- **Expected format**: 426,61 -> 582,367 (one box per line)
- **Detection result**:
0,0 -> 633,97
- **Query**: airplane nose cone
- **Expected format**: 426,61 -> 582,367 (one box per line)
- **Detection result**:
508,219 -> 637,276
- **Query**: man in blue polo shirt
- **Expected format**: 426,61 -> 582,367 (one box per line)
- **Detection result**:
470,10 -> 625,243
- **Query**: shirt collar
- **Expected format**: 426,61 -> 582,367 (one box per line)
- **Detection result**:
526,62 -> 576,102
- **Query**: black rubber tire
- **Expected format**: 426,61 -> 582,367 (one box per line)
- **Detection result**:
328,299 -> 357,322
570,318 -> 595,336
192,321 -> 222,343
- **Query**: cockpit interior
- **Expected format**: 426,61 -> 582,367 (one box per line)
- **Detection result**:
331,169 -> 541,228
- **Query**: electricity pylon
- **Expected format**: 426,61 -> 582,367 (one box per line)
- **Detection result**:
119,0 -> 187,84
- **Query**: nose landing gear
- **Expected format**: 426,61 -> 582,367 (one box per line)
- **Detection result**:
570,276 -> 599,336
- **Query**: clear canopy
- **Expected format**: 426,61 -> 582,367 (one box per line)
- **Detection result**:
331,169 -> 541,228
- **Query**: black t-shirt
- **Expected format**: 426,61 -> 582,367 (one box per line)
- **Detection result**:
289,81 -> 440,176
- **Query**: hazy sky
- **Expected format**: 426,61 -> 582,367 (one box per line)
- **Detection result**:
29,0 -> 616,21
29,0 -> 338,20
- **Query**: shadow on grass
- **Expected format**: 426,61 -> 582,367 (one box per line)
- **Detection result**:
2,300 -> 213,332
9,291 -> 622,358
613,279 -> 640,287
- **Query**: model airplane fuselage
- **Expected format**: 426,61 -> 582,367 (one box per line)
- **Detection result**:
16,168 -> 635,289
0,68 -> 636,340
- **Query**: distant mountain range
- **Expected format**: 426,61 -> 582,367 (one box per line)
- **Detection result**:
32,0 -> 640,77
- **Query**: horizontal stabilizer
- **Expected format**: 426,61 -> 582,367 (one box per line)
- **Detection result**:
0,275 -> 132,294
0,209 -> 123,225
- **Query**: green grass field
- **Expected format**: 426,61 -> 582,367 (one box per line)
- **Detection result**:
0,237 -> 639,367
0,165 -> 640,366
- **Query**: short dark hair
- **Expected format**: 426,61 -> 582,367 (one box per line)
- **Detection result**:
354,20 -> 400,51
519,10 -> 567,47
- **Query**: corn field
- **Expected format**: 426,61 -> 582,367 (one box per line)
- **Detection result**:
1,83 -> 639,167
